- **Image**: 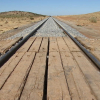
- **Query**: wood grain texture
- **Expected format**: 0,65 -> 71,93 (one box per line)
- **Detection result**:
47,52 -> 71,100
49,37 -> 59,52
57,37 -> 70,52
73,52 -> 100,100
20,52 -> 47,100
39,37 -> 48,52
63,37 -> 80,52
0,52 -> 24,89
61,52 -> 96,100
0,37 -> 22,54
0,52 -> 35,100
17,37 -> 36,53
29,37 -> 42,52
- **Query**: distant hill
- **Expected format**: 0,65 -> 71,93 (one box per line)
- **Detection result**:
0,11 -> 46,18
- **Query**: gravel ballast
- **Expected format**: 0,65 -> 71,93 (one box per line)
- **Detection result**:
7,17 -> 87,39
35,17 -> 66,37
53,18 -> 87,38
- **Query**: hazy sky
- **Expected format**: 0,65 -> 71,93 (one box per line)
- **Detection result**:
0,0 -> 100,15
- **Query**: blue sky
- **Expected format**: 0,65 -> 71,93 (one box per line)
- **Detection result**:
0,0 -> 100,15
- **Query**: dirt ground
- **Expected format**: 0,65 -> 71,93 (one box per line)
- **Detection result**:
0,17 -> 45,34
55,12 -> 100,39
0,16 -> 46,40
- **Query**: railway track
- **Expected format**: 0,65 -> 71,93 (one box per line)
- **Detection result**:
0,18 -> 48,66
0,17 -> 100,100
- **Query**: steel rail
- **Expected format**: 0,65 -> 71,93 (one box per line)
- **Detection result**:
0,18 -> 49,67
53,18 -> 100,70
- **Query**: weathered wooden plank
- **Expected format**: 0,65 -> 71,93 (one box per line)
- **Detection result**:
0,37 -> 22,54
63,37 -> 80,52
39,37 -> 48,52
49,37 -> 59,52
60,52 -> 96,100
0,40 -> 11,49
60,52 -> 79,100
28,37 -> 42,52
57,37 -> 70,52
0,40 -> 11,56
73,52 -> 100,100
0,52 -> 24,89
47,52 -> 71,100
17,37 -> 36,53
0,53 -> 18,75
20,52 -> 47,100
0,52 -> 35,100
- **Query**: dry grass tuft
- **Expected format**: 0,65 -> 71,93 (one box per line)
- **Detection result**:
89,17 -> 97,23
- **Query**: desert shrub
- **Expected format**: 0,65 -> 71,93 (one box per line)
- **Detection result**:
77,24 -> 82,27
89,17 -> 97,23
1,19 -> 3,21
5,21 -> 8,24
30,17 -> 34,20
